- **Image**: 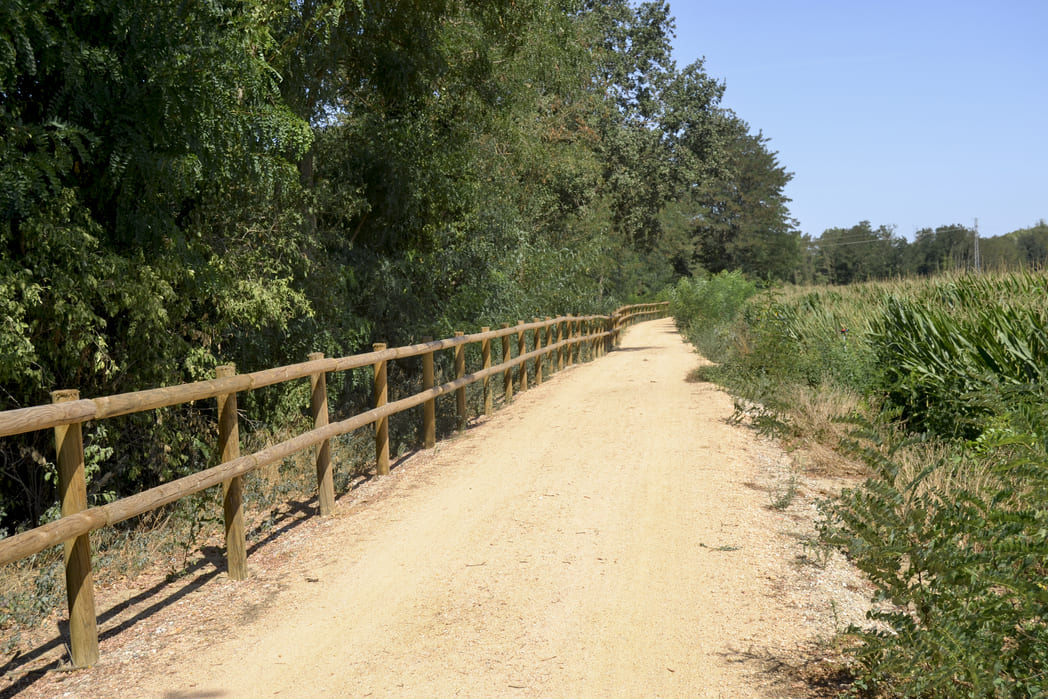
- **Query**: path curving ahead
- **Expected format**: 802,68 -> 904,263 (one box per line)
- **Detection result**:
15,319 -> 861,698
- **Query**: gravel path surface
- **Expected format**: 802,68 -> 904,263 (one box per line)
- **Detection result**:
3,318 -> 871,698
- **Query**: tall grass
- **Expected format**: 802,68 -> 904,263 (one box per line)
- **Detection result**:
670,270 -> 1048,696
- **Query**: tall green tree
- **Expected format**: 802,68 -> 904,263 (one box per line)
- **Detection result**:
584,1 -> 725,257
906,224 -> 975,275
1,0 -> 310,525
690,114 -> 799,280
809,222 -> 904,284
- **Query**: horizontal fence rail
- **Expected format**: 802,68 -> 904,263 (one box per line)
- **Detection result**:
0,302 -> 667,667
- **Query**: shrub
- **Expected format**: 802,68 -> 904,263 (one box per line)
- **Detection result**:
822,416 -> 1048,697
668,271 -> 758,362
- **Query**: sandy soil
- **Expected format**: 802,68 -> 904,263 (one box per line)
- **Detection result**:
2,319 -> 871,698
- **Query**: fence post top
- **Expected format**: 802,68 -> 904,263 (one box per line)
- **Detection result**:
52,389 -> 80,403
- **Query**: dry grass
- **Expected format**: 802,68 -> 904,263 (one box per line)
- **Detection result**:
888,439 -> 1004,504
778,385 -> 869,478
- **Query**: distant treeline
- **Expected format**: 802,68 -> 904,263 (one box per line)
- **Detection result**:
798,220 -> 1048,285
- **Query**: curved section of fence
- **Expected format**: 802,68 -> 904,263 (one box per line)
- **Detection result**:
0,302 -> 667,667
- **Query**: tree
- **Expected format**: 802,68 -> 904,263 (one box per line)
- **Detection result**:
810,222 -> 903,284
690,114 -> 799,280
1013,220 -> 1048,268
907,225 -> 975,275
0,0 -> 311,525
0,0 -> 786,532
583,1 -> 726,256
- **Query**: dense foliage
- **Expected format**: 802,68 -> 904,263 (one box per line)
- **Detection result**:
670,272 -> 1048,696
0,1 -> 799,533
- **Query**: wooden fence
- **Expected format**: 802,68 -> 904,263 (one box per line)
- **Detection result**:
0,302 -> 667,667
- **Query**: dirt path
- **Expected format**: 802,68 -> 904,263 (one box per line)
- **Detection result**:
4,319 -> 871,698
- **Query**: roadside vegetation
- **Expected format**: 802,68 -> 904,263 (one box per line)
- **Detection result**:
670,270 -> 1048,697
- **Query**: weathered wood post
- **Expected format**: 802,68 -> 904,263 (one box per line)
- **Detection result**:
557,318 -> 565,371
51,390 -> 99,667
501,323 -> 513,404
455,332 -> 467,431
373,343 -> 389,475
544,318 -> 554,375
581,318 -> 588,360
215,366 -> 248,581
308,353 -> 334,516
573,316 -> 580,364
517,321 -> 527,393
533,318 -> 543,385
422,337 -> 436,449
481,328 -> 492,416
567,315 -> 575,366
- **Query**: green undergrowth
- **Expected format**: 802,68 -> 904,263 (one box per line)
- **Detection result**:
671,270 -> 1048,697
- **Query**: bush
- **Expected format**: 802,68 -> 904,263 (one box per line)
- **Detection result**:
668,271 -> 758,362
822,415 -> 1048,697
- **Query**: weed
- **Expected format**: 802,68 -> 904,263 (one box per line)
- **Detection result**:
770,474 -> 798,510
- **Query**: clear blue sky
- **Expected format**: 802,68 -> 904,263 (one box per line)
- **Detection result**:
669,1 -> 1047,240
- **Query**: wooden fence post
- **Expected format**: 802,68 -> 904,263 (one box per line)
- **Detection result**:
581,318 -> 586,361
544,318 -> 554,375
573,317 -> 580,364
533,319 -> 543,385
517,322 -> 527,393
422,337 -> 436,449
216,366 -> 247,581
501,323 -> 513,403
308,353 -> 334,516
51,389 -> 99,668
481,329 -> 492,416
567,315 -> 575,366
373,344 -> 389,475
455,332 -> 466,431
557,318 -> 564,371
582,318 -> 591,361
